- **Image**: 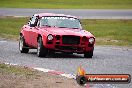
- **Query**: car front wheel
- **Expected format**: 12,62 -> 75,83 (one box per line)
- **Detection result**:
37,37 -> 48,57
19,35 -> 29,53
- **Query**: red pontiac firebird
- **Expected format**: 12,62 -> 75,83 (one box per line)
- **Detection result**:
19,13 -> 95,58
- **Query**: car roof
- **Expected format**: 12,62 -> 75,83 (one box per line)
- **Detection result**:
34,13 -> 78,19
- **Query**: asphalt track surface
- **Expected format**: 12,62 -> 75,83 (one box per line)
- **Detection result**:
0,8 -> 132,19
0,8 -> 132,87
0,40 -> 132,88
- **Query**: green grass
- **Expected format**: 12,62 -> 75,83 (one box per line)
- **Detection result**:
0,63 -> 36,76
81,19 -> 132,46
0,0 -> 132,9
0,17 -> 29,40
0,17 -> 132,46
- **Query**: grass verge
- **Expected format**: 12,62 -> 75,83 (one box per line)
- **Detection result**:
0,63 -> 35,77
0,0 -> 132,9
82,19 -> 132,46
0,17 -> 29,40
0,63 -> 82,88
0,17 -> 132,46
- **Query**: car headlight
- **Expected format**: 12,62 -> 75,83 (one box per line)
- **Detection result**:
89,38 -> 95,44
47,34 -> 53,41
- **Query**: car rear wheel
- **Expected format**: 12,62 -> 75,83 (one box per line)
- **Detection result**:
84,49 -> 93,58
37,37 -> 48,57
19,35 -> 29,53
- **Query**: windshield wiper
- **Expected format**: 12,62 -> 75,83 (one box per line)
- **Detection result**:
58,27 -> 80,29
71,27 -> 79,29
42,24 -> 51,27
58,26 -> 67,28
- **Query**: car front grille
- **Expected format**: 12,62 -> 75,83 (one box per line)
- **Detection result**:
62,35 -> 80,45
55,45 -> 82,51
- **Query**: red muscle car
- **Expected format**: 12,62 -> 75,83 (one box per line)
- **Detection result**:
19,13 -> 95,58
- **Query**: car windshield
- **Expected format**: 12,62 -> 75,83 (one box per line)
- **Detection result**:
39,16 -> 82,29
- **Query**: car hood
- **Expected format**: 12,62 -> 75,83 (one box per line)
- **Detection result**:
41,27 -> 94,37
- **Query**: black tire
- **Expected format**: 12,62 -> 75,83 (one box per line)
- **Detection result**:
37,37 -> 48,57
84,49 -> 93,58
76,75 -> 87,85
19,35 -> 29,53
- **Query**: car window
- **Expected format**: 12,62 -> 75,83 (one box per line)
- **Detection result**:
39,16 -> 82,29
30,16 -> 36,25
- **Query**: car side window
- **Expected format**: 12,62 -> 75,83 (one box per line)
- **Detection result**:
30,16 -> 36,24
29,16 -> 38,27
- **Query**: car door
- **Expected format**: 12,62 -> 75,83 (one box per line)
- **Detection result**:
21,18 -> 32,45
29,16 -> 39,48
